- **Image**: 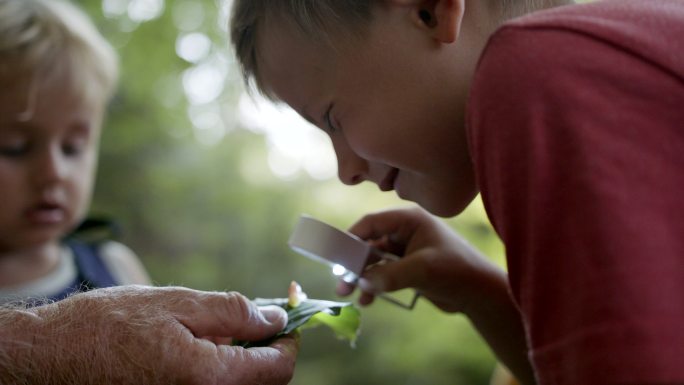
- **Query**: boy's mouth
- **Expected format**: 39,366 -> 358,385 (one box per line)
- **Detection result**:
379,168 -> 399,192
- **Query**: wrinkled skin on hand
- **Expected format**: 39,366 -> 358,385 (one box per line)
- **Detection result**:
0,285 -> 299,385
337,206 -> 506,315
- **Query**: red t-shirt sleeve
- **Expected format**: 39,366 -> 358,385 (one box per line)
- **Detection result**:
467,21 -> 684,385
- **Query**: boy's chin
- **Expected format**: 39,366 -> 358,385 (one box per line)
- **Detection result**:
427,207 -> 463,218
418,201 -> 464,218
416,194 -> 474,218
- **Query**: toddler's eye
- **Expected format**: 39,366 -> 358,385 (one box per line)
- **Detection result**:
62,138 -> 87,156
0,141 -> 29,157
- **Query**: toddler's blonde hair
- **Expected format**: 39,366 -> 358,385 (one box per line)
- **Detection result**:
0,0 -> 119,112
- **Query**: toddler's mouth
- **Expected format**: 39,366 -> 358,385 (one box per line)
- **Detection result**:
379,168 -> 399,192
25,203 -> 66,225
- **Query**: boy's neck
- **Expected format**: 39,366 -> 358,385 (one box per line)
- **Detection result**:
0,243 -> 63,287
500,0 -> 576,20
454,0 -> 576,107
463,0 -> 576,50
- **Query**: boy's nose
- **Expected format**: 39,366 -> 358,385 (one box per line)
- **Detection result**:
334,142 -> 367,186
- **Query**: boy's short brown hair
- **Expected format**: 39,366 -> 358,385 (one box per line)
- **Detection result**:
0,0 -> 119,109
229,0 -> 548,98
230,0 -> 375,99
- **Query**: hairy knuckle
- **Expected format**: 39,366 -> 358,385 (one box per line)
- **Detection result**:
225,291 -> 254,322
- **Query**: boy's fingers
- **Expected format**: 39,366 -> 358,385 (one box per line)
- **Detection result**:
349,208 -> 424,246
359,255 -> 429,294
336,280 -> 356,296
349,210 -> 406,239
358,291 -> 376,306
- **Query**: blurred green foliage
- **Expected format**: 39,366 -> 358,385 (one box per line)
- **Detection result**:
77,0 -> 512,384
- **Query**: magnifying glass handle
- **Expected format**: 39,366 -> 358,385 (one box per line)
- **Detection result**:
379,291 -> 421,310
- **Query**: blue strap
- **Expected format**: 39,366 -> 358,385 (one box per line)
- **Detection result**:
67,240 -> 119,289
44,279 -> 84,304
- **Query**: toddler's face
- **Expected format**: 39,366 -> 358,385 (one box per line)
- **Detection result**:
258,6 -> 477,217
0,77 -> 102,252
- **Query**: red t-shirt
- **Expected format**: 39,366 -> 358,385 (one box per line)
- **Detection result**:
467,0 -> 684,384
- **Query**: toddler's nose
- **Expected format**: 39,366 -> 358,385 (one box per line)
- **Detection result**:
32,147 -> 68,186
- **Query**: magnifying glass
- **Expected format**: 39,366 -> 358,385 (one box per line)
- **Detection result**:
288,215 -> 419,310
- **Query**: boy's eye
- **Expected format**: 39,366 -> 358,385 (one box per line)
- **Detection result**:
324,104 -> 338,134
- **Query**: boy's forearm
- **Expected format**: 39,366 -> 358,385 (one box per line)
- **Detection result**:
464,267 -> 537,385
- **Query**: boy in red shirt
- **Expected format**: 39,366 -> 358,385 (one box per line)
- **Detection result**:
230,0 -> 684,384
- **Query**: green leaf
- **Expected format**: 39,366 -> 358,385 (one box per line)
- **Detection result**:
306,306 -> 361,346
235,298 -> 361,348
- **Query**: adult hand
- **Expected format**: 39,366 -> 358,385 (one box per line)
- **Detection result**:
0,285 -> 299,385
337,206 -> 506,314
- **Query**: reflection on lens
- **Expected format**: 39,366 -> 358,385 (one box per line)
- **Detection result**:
332,264 -> 347,276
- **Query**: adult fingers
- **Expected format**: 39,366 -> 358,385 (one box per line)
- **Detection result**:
174,291 -> 287,341
218,334 -> 299,385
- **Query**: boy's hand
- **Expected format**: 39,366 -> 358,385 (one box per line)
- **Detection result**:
0,286 -> 299,385
339,208 -> 534,384
337,206 -> 506,315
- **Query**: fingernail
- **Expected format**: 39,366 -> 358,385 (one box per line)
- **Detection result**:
259,305 -> 287,324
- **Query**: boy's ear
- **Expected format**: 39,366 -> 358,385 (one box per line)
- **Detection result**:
408,0 -> 465,43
